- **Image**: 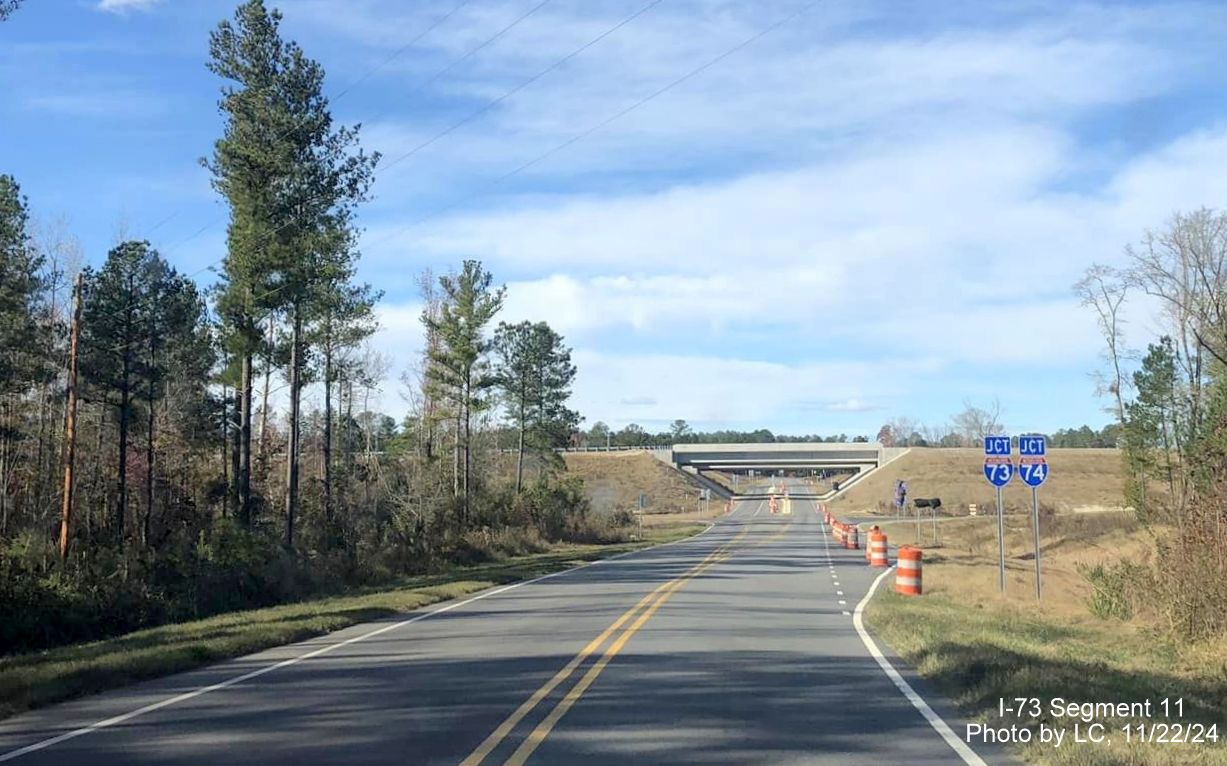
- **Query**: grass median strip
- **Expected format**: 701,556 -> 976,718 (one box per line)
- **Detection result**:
0,524 -> 704,722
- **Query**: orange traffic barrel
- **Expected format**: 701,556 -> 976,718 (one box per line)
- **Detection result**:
869,531 -> 889,567
834,523 -> 845,547
896,546 -> 922,595
865,525 -> 879,562
845,525 -> 859,550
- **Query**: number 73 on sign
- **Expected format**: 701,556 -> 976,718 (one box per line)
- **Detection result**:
983,456 -> 1013,487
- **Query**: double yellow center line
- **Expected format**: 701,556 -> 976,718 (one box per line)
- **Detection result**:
460,510 -> 792,765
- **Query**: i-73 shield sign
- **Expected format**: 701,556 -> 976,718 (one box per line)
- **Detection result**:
984,456 -> 1013,487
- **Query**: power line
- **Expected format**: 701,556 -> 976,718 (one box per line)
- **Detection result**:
98,1 -> 819,361
377,0 -> 666,177
330,0 -> 477,103
90,0 -> 562,360
93,0 -> 660,362
362,0 -> 821,252
159,0 -> 492,256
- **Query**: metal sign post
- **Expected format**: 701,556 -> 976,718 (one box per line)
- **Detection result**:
1018,435 -> 1049,600
984,435 -> 1013,593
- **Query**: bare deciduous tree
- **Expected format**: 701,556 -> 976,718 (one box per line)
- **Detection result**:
1075,263 -> 1132,425
951,398 -> 1003,444
1126,208 -> 1227,436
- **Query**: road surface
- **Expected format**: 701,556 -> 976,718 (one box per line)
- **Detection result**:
0,498 -> 1011,765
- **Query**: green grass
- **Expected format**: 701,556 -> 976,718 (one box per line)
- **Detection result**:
866,591 -> 1227,765
0,523 -> 703,721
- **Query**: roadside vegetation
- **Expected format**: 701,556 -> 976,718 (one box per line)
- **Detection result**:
865,208 -> 1227,764
0,0 -> 703,681
0,521 -> 701,720
866,510 -> 1227,764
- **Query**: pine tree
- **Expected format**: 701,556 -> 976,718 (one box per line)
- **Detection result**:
425,261 -> 505,521
80,241 -> 158,544
0,174 -> 51,536
0,175 -> 50,394
311,237 -> 379,530
494,321 -> 578,491
206,0 -> 377,545
137,261 -> 213,545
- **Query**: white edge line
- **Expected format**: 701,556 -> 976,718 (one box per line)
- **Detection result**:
852,568 -> 989,766
0,516 -> 727,762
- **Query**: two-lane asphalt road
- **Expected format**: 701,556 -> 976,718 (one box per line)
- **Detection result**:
0,499 -> 1009,765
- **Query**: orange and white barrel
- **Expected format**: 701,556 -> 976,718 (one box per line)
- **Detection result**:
869,531 -> 889,567
845,525 -> 859,550
895,546 -> 922,595
834,523 -> 845,547
865,525 -> 879,562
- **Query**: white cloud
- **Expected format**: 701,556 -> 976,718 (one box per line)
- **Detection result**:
824,398 -> 882,413
96,0 -> 163,13
324,1 -> 1227,431
357,120 -> 1227,428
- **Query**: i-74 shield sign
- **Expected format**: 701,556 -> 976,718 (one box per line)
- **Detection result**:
1018,457 -> 1048,487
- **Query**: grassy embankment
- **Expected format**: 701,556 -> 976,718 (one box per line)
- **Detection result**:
563,451 -> 727,525
833,447 -> 1126,514
0,521 -> 702,722
862,507 -> 1227,764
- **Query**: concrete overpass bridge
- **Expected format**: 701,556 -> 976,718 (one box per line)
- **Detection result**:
663,442 -> 908,499
671,442 -> 900,474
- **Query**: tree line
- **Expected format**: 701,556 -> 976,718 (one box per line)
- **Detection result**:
0,1 -> 585,655
573,413 -> 1119,449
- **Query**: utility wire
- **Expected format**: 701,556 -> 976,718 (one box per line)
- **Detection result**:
93,0 -> 655,361
377,0 -> 666,177
361,0 -> 821,252
97,0 -> 817,362
159,0 -> 491,255
144,1 -> 476,242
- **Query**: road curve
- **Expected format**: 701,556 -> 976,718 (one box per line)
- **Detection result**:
0,499 -> 1013,765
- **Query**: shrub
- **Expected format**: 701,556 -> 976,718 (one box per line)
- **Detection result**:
1079,559 -> 1146,620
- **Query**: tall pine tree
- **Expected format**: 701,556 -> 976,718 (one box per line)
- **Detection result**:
206,0 -> 377,545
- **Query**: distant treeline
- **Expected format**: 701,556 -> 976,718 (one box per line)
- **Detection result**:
573,419 -> 1121,448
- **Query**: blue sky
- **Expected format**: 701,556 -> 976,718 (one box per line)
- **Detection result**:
4,0 -> 1227,435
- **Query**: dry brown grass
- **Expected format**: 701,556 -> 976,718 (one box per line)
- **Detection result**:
563,452 -> 714,518
863,511 -> 1227,764
871,511 -> 1147,625
834,448 -> 1125,515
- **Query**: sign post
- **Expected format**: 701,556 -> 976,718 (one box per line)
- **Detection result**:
1018,434 -> 1049,600
983,435 -> 1013,593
